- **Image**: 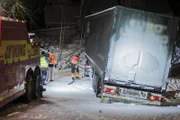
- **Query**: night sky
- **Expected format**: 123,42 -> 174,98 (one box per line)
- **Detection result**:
23,0 -> 180,31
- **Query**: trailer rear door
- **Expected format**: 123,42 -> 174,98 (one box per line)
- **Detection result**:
107,7 -> 178,88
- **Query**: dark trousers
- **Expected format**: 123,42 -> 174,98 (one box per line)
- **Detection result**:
48,64 -> 54,80
71,63 -> 79,78
71,64 -> 79,73
41,70 -> 47,84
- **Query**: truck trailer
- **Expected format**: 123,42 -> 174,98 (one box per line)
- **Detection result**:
85,6 -> 180,105
0,16 -> 44,108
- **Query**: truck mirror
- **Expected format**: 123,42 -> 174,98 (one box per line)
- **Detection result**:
30,38 -> 33,43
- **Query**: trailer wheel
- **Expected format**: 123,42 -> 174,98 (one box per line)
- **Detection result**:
92,71 -> 97,93
24,73 -> 33,103
96,78 -> 102,98
32,68 -> 41,99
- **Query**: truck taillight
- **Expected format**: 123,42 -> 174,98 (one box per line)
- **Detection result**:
104,88 -> 116,95
148,94 -> 162,101
149,96 -> 155,101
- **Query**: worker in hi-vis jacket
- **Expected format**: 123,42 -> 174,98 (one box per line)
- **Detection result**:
71,54 -> 80,80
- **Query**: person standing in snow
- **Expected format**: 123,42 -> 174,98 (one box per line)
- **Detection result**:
71,54 -> 80,80
40,51 -> 49,85
48,50 -> 57,82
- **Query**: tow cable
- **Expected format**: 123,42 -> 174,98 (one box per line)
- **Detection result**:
68,77 -> 80,85
68,80 -> 75,85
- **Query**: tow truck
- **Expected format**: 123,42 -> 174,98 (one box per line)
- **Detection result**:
0,16 -> 44,108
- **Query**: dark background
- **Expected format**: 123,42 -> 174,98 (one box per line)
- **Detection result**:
23,0 -> 180,31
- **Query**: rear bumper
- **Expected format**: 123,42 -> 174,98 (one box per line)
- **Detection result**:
102,93 -> 161,105
102,85 -> 164,105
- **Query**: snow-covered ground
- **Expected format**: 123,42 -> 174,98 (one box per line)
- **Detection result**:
43,74 -> 180,120
1,70 -> 180,120
1,35 -> 180,120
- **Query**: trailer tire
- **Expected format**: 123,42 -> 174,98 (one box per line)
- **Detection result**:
96,78 -> 102,98
32,68 -> 41,99
24,72 -> 33,103
92,72 -> 97,93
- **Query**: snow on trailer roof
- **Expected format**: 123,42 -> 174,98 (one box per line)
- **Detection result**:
85,5 -> 174,19
85,6 -> 116,18
0,16 -> 26,23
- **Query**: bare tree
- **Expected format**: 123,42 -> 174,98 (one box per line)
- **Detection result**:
0,0 -> 27,19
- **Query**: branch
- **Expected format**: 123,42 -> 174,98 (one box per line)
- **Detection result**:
0,0 -> 27,19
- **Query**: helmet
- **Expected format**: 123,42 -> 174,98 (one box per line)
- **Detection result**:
41,51 -> 45,55
48,49 -> 53,53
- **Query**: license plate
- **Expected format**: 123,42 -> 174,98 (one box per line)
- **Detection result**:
119,88 -> 147,98
122,89 -> 140,95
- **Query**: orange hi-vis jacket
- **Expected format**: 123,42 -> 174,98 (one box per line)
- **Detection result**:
48,53 -> 57,65
71,55 -> 79,65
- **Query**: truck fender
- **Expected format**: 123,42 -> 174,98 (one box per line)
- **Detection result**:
25,68 -> 34,82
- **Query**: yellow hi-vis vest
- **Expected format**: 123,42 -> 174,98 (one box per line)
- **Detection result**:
40,56 -> 48,68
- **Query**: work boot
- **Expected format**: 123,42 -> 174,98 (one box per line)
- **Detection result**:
72,73 -> 75,78
76,76 -> 80,79
75,72 -> 80,79
72,77 -> 75,80
43,83 -> 47,85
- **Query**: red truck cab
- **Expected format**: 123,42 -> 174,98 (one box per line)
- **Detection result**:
0,16 -> 43,108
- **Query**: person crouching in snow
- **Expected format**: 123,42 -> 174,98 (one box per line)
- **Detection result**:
71,54 -> 80,80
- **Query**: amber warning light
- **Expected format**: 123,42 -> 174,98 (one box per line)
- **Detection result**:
0,16 -> 26,23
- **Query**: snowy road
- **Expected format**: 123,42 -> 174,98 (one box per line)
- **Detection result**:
0,70 -> 180,120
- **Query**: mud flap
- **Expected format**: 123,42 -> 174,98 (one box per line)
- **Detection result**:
39,85 -> 46,98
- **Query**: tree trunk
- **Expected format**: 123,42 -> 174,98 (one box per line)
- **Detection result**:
0,7 -> 4,16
